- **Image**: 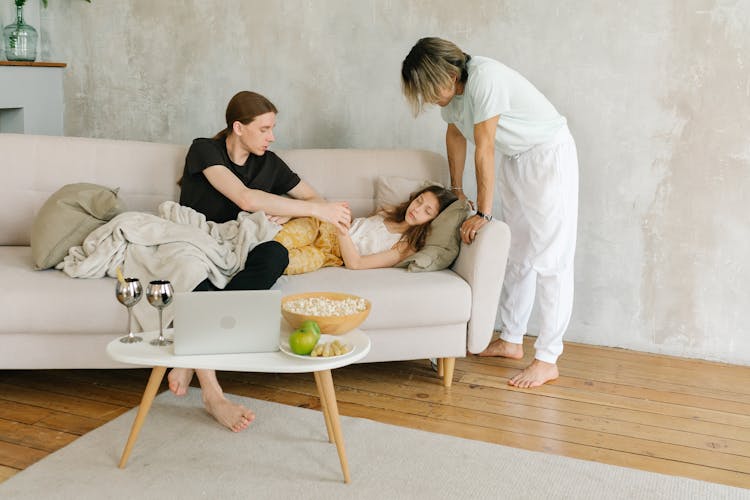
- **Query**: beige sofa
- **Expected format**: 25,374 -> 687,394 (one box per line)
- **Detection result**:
0,133 -> 510,386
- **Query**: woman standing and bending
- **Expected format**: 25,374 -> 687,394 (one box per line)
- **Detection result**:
401,37 -> 579,388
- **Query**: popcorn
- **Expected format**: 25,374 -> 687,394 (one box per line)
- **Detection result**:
283,296 -> 367,316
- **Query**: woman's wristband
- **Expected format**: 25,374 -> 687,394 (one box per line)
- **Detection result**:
475,210 -> 493,221
449,186 -> 463,191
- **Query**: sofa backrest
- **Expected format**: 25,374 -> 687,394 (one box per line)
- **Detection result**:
1,133 -> 449,246
1,134 -> 187,246
277,149 -> 449,218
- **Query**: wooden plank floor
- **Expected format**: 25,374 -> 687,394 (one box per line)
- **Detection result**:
1,337 -> 749,490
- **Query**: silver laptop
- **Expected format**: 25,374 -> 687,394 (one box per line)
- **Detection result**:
172,290 -> 282,355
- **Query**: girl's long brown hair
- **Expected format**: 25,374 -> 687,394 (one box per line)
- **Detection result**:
383,185 -> 458,251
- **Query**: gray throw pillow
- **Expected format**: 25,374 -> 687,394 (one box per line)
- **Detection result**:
31,183 -> 127,270
396,199 -> 471,272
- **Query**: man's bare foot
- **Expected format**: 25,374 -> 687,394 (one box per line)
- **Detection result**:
203,396 -> 255,432
508,359 -> 559,388
478,338 -> 524,359
168,368 -> 194,396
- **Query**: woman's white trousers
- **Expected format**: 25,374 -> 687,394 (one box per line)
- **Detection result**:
496,125 -> 579,364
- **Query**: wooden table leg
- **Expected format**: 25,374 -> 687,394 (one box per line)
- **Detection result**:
118,366 -> 167,468
313,371 -> 334,443
316,369 -> 350,483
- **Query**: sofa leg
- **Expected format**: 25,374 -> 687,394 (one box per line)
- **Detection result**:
436,358 -> 444,377
441,357 -> 455,387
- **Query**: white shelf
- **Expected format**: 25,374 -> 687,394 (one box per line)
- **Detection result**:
0,62 -> 65,135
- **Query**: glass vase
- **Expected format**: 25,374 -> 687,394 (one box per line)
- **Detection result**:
3,4 -> 38,62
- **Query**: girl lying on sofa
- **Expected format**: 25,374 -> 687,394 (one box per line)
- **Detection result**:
274,184 -> 457,274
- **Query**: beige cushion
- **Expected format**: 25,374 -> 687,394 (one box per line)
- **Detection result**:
30,183 -> 127,270
374,175 -> 441,211
274,266 -> 471,329
396,199 -> 471,272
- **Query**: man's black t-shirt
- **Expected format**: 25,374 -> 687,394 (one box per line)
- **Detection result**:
179,138 -> 301,223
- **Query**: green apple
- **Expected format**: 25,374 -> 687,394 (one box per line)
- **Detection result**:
289,328 -> 319,355
300,320 -> 321,340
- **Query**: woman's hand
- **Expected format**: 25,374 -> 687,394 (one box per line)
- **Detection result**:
459,214 -> 488,244
314,201 -> 351,232
451,189 -> 475,210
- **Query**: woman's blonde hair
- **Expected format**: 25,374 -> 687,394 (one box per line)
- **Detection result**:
401,37 -> 471,116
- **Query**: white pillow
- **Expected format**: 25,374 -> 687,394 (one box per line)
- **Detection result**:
374,175 -> 443,211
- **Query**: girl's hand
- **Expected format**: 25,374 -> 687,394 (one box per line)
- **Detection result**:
315,201 -> 351,232
336,219 -> 351,236
266,214 -> 291,225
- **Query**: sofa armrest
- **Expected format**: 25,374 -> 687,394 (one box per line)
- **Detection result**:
451,219 -> 511,354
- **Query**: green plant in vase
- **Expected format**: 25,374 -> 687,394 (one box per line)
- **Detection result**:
3,0 -> 91,61
3,0 -> 38,61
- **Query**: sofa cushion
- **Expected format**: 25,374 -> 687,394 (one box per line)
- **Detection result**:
396,198 -> 471,272
0,247 -> 127,335
30,183 -> 127,270
274,266 -> 471,330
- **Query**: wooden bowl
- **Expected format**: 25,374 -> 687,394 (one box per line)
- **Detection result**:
281,292 -> 371,335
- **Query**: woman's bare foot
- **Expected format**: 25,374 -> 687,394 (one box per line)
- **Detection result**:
478,338 -> 524,359
203,396 -> 255,432
508,359 -> 559,388
168,368 -> 194,396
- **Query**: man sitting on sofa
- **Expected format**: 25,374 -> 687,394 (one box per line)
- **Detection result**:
171,90 -> 351,432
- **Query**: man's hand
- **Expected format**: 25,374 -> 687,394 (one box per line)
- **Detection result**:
314,201 -> 351,233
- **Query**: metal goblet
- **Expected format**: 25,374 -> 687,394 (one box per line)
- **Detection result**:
146,280 -> 174,346
115,278 -> 143,343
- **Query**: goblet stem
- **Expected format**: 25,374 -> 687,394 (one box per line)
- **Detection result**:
149,307 -> 173,346
128,307 -> 133,336
120,305 -> 143,343
158,309 -> 164,341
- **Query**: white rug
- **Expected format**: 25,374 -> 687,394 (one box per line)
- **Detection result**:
1,389 -> 746,500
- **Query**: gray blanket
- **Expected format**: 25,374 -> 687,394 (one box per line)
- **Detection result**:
57,201 -> 281,332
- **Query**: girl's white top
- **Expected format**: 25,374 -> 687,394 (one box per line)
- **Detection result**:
348,214 -> 402,256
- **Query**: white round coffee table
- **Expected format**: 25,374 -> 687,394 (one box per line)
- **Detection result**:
106,326 -> 370,483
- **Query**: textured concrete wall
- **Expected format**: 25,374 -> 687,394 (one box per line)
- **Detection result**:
38,1 -> 750,364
